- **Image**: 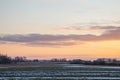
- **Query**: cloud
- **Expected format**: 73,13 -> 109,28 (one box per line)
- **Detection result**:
0,27 -> 120,46
62,25 -> 119,31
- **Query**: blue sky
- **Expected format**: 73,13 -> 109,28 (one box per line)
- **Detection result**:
0,0 -> 120,34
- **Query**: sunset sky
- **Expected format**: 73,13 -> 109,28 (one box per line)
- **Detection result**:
0,0 -> 120,60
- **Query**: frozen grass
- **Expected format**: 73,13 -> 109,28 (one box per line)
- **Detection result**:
0,63 -> 120,80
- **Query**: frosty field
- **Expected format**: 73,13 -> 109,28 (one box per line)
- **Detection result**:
0,63 -> 120,80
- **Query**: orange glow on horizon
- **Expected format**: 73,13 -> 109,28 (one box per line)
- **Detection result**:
0,40 -> 120,60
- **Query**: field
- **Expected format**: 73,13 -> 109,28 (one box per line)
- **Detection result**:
0,63 -> 120,80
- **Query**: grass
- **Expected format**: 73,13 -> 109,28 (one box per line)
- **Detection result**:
0,63 -> 120,80
0,63 -> 63,71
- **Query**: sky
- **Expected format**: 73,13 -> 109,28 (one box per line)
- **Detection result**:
0,0 -> 120,60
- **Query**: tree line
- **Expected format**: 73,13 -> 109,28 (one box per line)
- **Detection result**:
0,54 -> 120,66
70,58 -> 120,66
0,54 -> 26,64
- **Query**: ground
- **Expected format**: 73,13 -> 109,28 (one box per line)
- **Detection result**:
0,63 -> 120,80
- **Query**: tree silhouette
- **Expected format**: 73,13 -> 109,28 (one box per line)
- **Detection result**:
0,54 -> 12,64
